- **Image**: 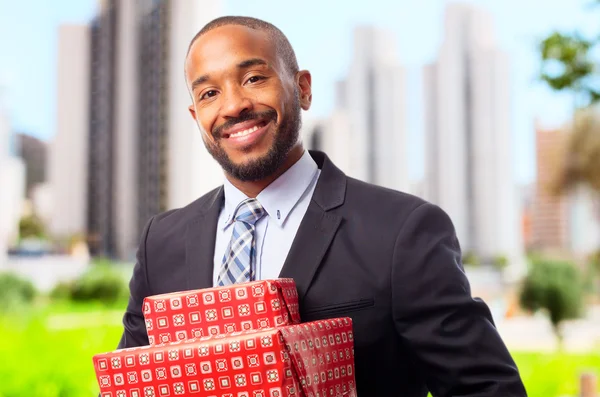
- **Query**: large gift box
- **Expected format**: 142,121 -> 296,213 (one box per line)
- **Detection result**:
94,317 -> 357,397
143,279 -> 301,345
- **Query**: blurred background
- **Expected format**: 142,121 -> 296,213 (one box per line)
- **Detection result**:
1,0 -> 599,395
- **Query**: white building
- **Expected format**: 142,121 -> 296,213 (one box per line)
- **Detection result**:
166,0 -> 224,210
112,0 -> 140,261
335,26 -> 410,192
423,3 -> 522,263
48,24 -> 90,239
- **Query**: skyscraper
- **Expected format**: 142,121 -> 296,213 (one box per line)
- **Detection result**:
83,0 -> 223,260
49,24 -> 90,241
164,0 -> 224,210
423,3 -> 522,262
87,1 -> 117,257
335,26 -> 409,192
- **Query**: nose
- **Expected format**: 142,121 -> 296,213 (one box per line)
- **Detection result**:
220,85 -> 252,119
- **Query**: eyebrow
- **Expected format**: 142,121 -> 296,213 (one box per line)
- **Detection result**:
190,58 -> 269,91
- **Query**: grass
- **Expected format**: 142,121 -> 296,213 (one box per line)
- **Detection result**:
0,301 -> 125,397
513,351 -> 600,397
0,301 -> 598,397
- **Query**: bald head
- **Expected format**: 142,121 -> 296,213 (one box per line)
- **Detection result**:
186,16 -> 299,77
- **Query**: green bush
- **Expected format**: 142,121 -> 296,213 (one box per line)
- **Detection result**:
519,259 -> 585,347
462,251 -> 481,267
492,254 -> 509,271
0,272 -> 37,312
50,264 -> 128,306
49,280 -> 73,301
18,214 -> 46,239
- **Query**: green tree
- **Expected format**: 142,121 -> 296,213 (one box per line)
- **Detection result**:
539,31 -> 600,108
519,259 -> 585,349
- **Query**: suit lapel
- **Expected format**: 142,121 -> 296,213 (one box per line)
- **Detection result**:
278,204 -> 342,301
185,187 -> 224,290
279,151 -> 346,302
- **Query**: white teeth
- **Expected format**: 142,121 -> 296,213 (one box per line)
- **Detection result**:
229,125 -> 259,138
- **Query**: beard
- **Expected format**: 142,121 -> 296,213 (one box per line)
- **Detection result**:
203,93 -> 302,182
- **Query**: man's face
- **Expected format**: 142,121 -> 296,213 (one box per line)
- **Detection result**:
185,25 -> 311,181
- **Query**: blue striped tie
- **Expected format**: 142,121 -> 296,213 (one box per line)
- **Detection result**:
217,198 -> 266,286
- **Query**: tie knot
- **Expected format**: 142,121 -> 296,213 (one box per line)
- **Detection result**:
232,198 -> 265,226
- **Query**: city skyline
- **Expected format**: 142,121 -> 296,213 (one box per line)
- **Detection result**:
1,0 -> 598,185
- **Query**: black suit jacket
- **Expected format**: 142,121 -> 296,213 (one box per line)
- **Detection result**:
118,150 -> 527,397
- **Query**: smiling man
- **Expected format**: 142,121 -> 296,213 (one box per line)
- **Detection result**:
117,16 -> 527,397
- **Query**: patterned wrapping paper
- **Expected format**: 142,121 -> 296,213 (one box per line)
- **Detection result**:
93,317 -> 357,397
143,279 -> 301,345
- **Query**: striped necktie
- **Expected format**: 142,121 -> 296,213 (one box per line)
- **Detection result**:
217,198 -> 266,286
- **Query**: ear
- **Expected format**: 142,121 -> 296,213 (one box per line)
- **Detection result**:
296,70 -> 312,111
188,105 -> 197,120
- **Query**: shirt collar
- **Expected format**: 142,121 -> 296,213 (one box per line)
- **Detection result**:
222,150 -> 318,228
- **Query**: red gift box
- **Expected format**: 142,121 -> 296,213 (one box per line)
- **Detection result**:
94,318 -> 356,397
142,279 -> 301,345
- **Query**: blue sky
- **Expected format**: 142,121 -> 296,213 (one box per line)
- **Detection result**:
0,0 -> 597,183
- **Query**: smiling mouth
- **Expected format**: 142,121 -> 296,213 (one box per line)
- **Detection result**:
224,120 -> 268,139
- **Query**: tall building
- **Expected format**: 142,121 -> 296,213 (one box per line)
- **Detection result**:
49,24 -> 90,240
137,0 -> 170,240
136,0 -> 224,241
87,2 -> 118,257
113,0 -> 141,261
164,0 -> 224,210
83,0 -> 223,260
423,3 -> 522,262
335,26 -> 410,192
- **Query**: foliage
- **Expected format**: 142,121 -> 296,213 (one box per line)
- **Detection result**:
492,254 -> 509,271
18,214 -> 46,240
0,272 -> 37,312
519,259 -> 585,347
50,263 -> 129,306
539,31 -> 600,107
462,251 -> 480,267
550,107 -> 600,195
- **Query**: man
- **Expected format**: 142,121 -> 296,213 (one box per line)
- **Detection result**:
117,16 -> 527,397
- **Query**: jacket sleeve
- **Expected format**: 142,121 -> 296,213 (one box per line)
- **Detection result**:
391,202 -> 527,397
116,216 -> 155,349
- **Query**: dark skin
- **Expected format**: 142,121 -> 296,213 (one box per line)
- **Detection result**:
185,25 -> 313,198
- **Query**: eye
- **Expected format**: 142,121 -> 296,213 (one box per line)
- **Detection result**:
245,75 -> 265,84
200,90 -> 218,101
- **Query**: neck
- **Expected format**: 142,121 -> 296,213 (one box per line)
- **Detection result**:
226,144 -> 305,198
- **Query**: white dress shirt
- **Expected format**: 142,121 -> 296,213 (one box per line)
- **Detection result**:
212,150 -> 320,286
